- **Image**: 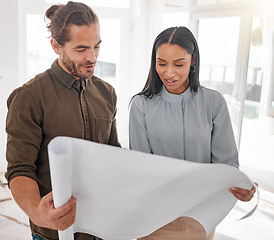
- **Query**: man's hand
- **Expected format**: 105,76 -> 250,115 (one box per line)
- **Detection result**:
33,192 -> 77,230
10,176 -> 77,231
229,184 -> 257,202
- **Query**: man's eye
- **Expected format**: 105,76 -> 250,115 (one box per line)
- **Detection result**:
175,64 -> 183,67
76,49 -> 85,52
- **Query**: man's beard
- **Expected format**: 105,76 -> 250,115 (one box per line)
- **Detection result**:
62,53 -> 95,79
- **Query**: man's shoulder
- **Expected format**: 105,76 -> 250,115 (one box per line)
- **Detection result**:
7,70 -> 51,108
24,70 -> 51,89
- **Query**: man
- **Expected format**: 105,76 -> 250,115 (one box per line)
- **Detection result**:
5,2 -> 120,239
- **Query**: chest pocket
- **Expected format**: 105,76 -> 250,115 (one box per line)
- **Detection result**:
95,117 -> 112,144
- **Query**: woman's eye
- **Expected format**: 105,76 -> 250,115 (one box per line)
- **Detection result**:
158,63 -> 166,66
175,64 -> 183,67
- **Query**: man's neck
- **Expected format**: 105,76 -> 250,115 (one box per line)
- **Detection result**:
57,58 -> 80,81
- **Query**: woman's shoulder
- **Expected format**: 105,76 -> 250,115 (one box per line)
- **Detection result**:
197,86 -> 229,115
131,94 -> 147,110
131,93 -> 161,112
198,86 -> 226,102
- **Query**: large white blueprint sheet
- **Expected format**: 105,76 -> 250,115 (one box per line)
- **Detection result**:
48,136 -> 253,240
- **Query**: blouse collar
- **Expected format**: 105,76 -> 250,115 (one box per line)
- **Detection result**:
160,85 -> 193,103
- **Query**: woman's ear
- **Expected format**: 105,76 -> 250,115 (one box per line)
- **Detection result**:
51,38 -> 61,55
191,51 -> 196,66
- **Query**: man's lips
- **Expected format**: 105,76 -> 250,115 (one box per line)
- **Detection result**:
84,64 -> 94,70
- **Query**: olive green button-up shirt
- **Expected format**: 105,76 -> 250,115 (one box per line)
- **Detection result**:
5,59 -> 120,240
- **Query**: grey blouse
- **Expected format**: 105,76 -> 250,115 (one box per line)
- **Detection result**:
129,85 -> 239,167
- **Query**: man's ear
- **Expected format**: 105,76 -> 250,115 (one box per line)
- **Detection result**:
51,38 -> 61,55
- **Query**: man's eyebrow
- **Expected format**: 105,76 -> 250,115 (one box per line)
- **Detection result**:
96,40 -> 102,46
74,45 -> 90,49
74,40 -> 102,49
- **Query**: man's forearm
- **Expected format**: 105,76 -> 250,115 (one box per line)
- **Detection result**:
9,176 -> 41,221
10,175 -> 77,230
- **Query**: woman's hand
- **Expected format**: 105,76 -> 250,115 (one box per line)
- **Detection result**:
229,183 -> 257,202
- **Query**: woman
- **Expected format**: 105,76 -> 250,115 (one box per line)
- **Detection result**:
129,26 -> 256,240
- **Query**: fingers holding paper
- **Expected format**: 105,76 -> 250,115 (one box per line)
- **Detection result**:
35,192 -> 77,231
229,183 -> 257,202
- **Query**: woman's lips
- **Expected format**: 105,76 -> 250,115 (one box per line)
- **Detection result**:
165,79 -> 177,84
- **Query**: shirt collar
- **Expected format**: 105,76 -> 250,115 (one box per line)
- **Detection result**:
160,84 -> 193,103
51,59 -> 82,89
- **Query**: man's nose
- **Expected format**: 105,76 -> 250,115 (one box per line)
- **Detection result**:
86,49 -> 97,63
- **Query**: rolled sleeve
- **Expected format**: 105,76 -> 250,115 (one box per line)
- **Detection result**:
5,87 -> 43,185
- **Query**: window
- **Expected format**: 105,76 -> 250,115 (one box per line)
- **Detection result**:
198,17 -> 240,111
239,17 -> 274,173
196,0 -> 272,5
27,14 -> 55,80
45,0 -> 130,8
94,18 -> 121,89
162,12 -> 188,30
243,17 -> 263,119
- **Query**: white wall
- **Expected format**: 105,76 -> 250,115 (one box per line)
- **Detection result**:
0,0 -> 20,172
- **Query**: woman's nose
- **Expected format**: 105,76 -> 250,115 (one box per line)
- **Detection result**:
165,68 -> 175,78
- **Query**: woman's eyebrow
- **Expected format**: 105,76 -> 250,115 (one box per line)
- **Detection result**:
157,57 -> 187,61
156,57 -> 166,61
174,58 -> 187,62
